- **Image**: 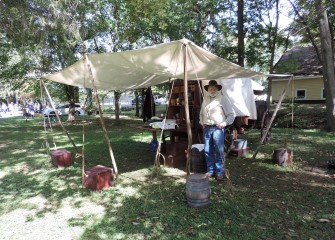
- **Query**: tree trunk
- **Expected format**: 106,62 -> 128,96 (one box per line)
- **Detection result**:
266,0 -> 279,108
134,90 -> 140,117
85,88 -> 93,114
141,88 -> 145,121
316,1 -> 335,131
64,85 -> 78,122
114,90 -> 121,125
266,79 -> 272,107
268,0 -> 279,73
237,0 -> 244,67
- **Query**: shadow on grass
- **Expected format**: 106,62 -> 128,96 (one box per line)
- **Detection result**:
0,117 -> 334,239
66,159 -> 335,240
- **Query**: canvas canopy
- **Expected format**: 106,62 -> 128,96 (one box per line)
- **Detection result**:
45,38 -> 266,90
43,38 -> 289,177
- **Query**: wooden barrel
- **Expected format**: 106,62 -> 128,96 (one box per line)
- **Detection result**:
50,148 -> 73,167
191,144 -> 207,173
186,174 -> 211,208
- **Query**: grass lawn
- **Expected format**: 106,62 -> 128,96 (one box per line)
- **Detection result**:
0,106 -> 334,240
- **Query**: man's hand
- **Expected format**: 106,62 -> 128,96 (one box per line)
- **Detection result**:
217,122 -> 226,129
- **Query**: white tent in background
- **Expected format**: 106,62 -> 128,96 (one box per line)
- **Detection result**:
45,39 -> 266,90
220,78 -> 262,120
200,78 -> 264,120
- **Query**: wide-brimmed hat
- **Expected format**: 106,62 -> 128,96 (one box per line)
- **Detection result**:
204,80 -> 222,91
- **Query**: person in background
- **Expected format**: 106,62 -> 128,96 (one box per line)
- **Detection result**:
200,80 -> 236,181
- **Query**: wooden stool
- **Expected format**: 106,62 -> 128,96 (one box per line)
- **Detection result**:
83,165 -> 114,191
50,149 -> 73,167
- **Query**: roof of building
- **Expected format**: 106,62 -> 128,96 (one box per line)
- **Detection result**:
273,46 -> 323,76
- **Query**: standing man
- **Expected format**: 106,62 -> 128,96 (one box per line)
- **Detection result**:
200,80 -> 236,181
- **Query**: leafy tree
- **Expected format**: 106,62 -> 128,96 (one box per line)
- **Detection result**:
315,0 -> 335,131
4,0 -> 327,128
0,1 -> 82,118
287,0 -> 335,131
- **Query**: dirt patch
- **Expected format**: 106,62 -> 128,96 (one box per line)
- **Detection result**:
120,167 -> 187,184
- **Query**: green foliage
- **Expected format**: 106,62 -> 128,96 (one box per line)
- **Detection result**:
152,83 -> 169,96
273,103 -> 327,129
288,0 -> 334,45
2,0 -> 333,108
0,0 -> 295,84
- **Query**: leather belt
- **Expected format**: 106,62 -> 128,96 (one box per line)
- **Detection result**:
204,124 -> 217,128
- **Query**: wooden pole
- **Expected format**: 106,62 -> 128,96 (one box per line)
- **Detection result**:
252,75 -> 294,160
84,54 -> 119,177
81,55 -> 86,184
81,143 -> 85,184
41,80 -> 80,154
183,44 -> 192,175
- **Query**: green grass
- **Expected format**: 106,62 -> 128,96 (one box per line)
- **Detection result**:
0,110 -> 335,240
273,103 -> 327,129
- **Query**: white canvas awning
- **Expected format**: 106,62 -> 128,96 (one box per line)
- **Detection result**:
201,78 -> 260,120
45,39 -> 267,90
220,78 -> 258,119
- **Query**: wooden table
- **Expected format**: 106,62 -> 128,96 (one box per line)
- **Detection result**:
136,126 -> 160,140
137,126 -> 193,168
136,126 -> 188,143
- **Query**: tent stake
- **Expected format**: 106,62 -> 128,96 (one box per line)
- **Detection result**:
84,55 -> 119,177
183,44 -> 192,175
41,79 -> 80,154
252,75 -> 294,160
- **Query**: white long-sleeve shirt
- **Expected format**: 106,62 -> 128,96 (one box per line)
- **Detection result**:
199,93 -> 236,127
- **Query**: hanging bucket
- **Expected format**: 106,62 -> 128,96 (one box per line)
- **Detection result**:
191,144 -> 207,173
186,174 -> 211,208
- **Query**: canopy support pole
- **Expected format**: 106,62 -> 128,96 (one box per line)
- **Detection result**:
183,44 -> 192,175
84,55 -> 119,177
81,54 -> 86,185
41,79 -> 80,154
252,75 -> 294,160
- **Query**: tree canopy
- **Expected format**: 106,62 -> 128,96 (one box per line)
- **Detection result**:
0,0 -> 334,129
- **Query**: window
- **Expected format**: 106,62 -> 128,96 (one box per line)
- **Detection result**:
321,88 -> 326,99
296,89 -> 306,99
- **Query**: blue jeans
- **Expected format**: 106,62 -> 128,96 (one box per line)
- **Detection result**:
203,125 -> 225,175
